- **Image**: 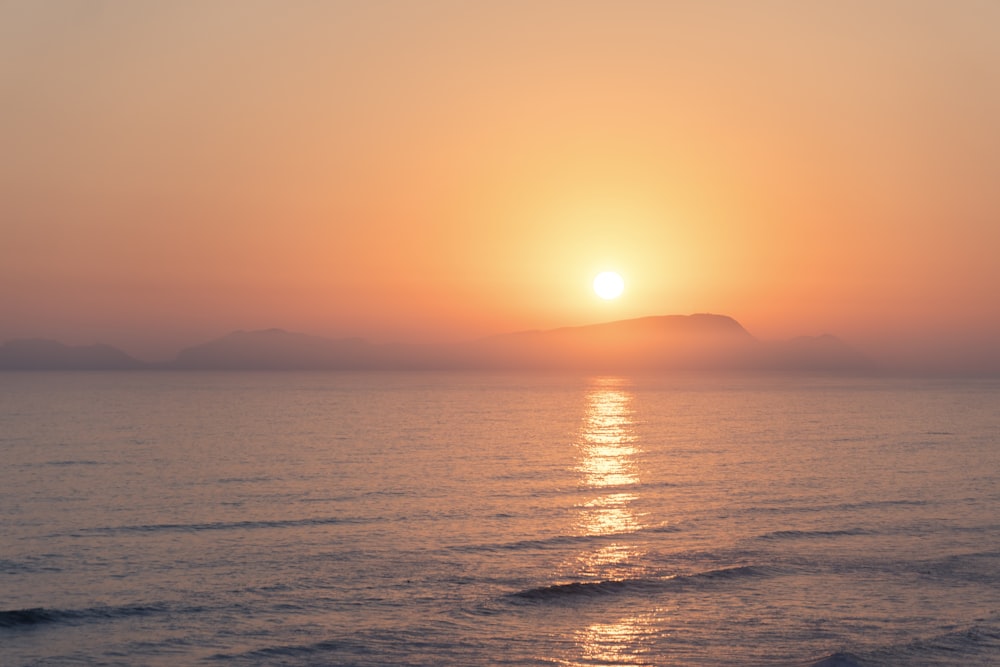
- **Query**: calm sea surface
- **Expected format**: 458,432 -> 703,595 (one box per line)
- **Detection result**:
2,371 -> 999,666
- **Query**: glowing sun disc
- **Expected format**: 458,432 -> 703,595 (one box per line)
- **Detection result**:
593,271 -> 625,299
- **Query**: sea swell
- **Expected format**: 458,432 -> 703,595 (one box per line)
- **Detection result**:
758,527 -> 873,540
65,514 -> 370,536
0,602 -> 174,629
0,607 -> 60,628
805,619 -> 1000,666
509,564 -> 776,602
452,521 -> 683,554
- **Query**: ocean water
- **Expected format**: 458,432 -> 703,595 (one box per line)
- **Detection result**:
1,371 -> 999,666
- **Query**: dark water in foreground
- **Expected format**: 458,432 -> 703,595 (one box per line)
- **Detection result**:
2,371 -> 999,666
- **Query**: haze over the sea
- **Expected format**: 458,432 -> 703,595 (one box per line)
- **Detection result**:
0,313 -> 876,372
2,1 -> 999,372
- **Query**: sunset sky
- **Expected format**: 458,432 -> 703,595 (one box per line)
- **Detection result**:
3,1 -> 999,369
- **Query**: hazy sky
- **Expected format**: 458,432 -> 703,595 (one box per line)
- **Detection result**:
3,1 -> 999,368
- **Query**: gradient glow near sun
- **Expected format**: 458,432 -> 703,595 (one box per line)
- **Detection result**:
593,272 -> 625,300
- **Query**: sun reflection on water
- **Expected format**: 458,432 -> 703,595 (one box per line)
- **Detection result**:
578,493 -> 641,537
574,612 -> 662,667
576,378 -> 643,536
565,378 -> 661,665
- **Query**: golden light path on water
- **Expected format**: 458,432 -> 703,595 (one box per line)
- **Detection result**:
576,377 -> 642,542
568,378 -> 667,666
577,613 -> 662,667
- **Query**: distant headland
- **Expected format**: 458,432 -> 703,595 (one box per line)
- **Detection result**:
0,314 -> 873,372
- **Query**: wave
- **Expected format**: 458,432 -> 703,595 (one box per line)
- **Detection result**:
0,558 -> 63,575
910,550 -> 1000,585
883,623 -> 1000,663
807,621 -> 1000,666
749,498 -> 929,516
805,651 -> 867,666
453,522 -> 683,554
509,564 -> 774,602
831,498 -> 929,512
0,608 -> 60,627
0,602 -> 171,629
70,515 -> 369,535
209,639 -> 346,662
758,527 -> 872,540
451,533 -> 601,553
43,459 -> 105,466
512,578 -> 656,600
216,475 -> 273,484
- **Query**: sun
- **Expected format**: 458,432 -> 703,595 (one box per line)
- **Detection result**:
593,271 -> 625,300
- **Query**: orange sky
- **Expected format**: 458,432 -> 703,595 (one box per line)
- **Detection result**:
2,1 -> 999,369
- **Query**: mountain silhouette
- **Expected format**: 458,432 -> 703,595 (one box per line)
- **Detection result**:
457,313 -> 759,370
0,338 -> 144,370
0,314 -> 874,372
165,314 -> 870,371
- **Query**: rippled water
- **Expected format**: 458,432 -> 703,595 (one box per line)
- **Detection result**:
2,371 -> 999,665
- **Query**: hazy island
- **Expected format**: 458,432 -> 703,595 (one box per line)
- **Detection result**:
0,313 -> 872,372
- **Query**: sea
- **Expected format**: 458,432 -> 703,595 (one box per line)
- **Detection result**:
1,371 -> 999,666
